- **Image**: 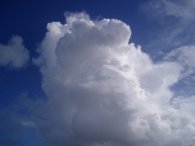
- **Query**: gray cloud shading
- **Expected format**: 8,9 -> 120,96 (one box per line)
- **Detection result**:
32,12 -> 195,146
0,36 -> 29,68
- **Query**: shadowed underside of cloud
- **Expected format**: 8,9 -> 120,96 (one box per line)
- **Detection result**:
0,36 -> 29,68
32,12 -> 195,146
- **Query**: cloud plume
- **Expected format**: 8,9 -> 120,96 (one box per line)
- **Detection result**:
34,12 -> 195,146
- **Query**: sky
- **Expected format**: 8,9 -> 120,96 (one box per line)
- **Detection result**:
0,0 -> 195,146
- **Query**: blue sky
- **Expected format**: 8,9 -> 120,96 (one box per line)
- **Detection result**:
1,0 -> 195,146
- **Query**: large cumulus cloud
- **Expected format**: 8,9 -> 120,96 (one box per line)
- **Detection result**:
35,12 -> 195,146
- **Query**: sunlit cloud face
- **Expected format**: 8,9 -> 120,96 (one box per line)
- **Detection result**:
33,12 -> 195,146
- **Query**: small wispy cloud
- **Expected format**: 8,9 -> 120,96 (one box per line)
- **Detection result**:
33,12 -> 195,146
142,0 -> 195,21
0,36 -> 29,68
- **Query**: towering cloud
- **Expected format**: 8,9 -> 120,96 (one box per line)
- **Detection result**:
0,36 -> 29,68
35,12 -> 195,146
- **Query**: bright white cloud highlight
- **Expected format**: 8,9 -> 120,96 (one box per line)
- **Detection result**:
0,36 -> 29,68
36,12 -> 195,146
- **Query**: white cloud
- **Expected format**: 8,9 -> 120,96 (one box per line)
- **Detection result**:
0,36 -> 29,68
35,12 -> 195,146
